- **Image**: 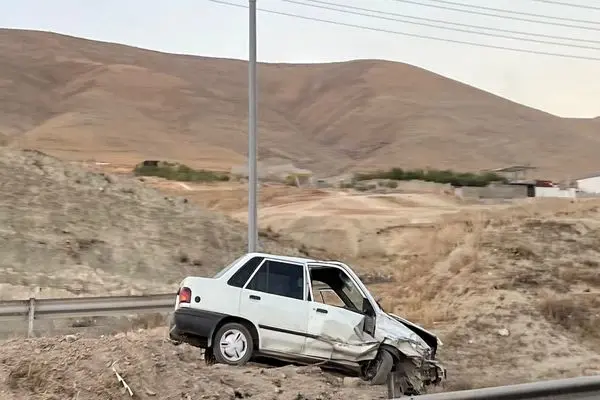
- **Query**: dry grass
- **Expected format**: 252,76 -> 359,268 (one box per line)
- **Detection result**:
323,199 -> 600,389
539,294 -> 600,343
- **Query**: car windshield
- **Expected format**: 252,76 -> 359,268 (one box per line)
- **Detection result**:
212,255 -> 244,279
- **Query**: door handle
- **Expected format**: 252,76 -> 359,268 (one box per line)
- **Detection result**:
315,308 -> 328,314
249,295 -> 261,300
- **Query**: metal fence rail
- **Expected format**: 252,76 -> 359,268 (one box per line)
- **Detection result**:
400,374 -> 600,399
0,293 -> 176,337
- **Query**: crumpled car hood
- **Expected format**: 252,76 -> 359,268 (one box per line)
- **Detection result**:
376,312 -> 430,348
373,312 -> 437,359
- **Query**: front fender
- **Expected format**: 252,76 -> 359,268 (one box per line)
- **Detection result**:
381,337 -> 427,360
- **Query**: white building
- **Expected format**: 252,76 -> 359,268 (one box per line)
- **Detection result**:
576,173 -> 600,194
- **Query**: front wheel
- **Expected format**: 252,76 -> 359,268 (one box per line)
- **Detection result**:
212,323 -> 254,366
362,349 -> 394,385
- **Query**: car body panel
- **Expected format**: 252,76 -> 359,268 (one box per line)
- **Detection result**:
303,301 -> 380,361
241,286 -> 310,354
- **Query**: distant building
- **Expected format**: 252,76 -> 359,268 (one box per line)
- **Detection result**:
576,173 -> 600,194
486,165 -> 537,181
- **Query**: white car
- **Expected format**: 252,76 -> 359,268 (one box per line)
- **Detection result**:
169,252 -> 446,395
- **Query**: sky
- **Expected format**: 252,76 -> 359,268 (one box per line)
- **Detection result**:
1,0 -> 599,118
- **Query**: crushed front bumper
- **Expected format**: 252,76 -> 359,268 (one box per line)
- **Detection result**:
422,359 -> 447,386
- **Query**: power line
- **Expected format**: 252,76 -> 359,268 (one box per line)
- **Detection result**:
282,0 -> 600,50
206,0 -> 600,61
533,0 -> 600,12
389,0 -> 600,31
298,0 -> 600,44
397,0 -> 600,25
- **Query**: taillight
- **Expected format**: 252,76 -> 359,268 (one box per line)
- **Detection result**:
178,287 -> 192,303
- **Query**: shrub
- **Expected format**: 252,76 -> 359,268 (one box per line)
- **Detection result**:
133,161 -> 229,182
354,168 -> 507,187
284,174 -> 298,186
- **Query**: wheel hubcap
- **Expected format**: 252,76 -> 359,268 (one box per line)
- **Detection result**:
219,329 -> 248,362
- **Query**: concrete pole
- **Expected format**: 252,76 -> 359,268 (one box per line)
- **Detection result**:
248,0 -> 258,252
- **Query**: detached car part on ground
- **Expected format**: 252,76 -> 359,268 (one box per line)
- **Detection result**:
168,253 -> 446,395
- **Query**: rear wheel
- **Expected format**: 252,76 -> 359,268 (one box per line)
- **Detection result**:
212,323 -> 254,366
362,349 -> 394,385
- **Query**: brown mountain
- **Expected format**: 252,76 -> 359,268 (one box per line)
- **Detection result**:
0,28 -> 598,179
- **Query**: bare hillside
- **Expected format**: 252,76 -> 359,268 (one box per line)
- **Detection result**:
0,29 -> 599,178
0,148 -> 308,300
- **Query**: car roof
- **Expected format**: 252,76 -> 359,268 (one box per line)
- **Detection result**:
245,252 -> 346,266
246,252 -> 316,264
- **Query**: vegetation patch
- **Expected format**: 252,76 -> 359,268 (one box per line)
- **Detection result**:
354,168 -> 507,187
539,295 -> 600,342
133,160 -> 229,182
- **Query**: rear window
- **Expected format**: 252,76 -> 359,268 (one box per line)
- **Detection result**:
227,256 -> 265,287
212,255 -> 245,279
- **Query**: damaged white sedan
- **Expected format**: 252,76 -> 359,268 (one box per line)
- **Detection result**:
169,253 -> 446,395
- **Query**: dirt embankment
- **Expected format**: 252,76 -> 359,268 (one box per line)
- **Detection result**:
0,329 -> 387,400
375,202 -> 600,388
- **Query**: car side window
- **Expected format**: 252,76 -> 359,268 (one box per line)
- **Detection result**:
227,256 -> 264,288
245,260 -> 304,300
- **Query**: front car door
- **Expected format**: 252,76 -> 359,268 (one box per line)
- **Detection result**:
302,263 -> 379,362
239,258 -> 311,355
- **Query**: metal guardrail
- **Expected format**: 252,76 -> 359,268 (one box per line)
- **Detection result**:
398,374 -> 600,399
0,293 -> 176,337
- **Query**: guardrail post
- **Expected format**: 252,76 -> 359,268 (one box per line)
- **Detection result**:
27,286 -> 40,338
27,297 -> 35,338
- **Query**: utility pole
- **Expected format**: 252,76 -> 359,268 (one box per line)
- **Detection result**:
248,0 -> 258,252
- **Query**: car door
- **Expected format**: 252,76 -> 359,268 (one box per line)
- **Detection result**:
239,258 -> 311,355
302,264 -> 379,361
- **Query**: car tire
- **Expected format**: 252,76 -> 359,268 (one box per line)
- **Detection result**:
365,349 -> 394,385
212,322 -> 254,366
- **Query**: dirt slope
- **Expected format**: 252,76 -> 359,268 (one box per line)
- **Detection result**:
0,329 -> 387,400
1,28 -> 599,178
375,201 -> 600,388
0,148 -> 309,300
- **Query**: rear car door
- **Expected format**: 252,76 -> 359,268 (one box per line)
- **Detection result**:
239,258 -> 311,355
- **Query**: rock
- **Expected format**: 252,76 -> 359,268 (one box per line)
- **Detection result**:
295,365 -> 321,375
497,328 -> 510,337
342,377 -> 364,387
222,386 -> 236,398
64,334 -> 78,342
